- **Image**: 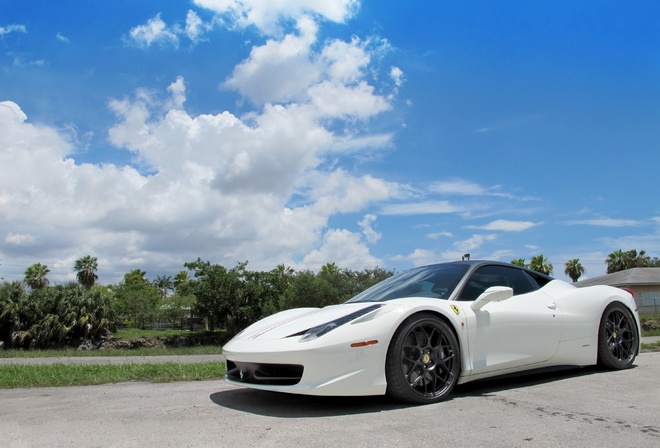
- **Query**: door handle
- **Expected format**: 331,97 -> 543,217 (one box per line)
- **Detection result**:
547,303 -> 557,310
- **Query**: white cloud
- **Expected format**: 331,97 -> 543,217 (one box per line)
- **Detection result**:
393,248 -> 439,268
565,218 -> 642,227
308,80 -> 390,119
129,14 -> 180,48
166,76 -> 187,110
321,37 -> 370,83
380,200 -> 462,216
428,178 -> 538,202
56,32 -> 70,43
0,3 -> 405,283
185,10 -> 209,42
359,214 -> 381,244
223,16 -> 320,104
0,24 -> 26,36
427,231 -> 452,239
469,219 -> 540,232
194,0 -> 359,35
5,233 -> 36,246
1,97 -> 397,282
0,54 -> 391,282
300,228 -> 381,270
454,234 -> 497,252
429,179 -> 489,195
390,66 -> 404,87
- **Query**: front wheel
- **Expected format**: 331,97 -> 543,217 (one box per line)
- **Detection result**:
597,302 -> 638,370
385,313 -> 460,404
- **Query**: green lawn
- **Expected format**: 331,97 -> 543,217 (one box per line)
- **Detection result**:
0,345 -> 221,358
641,313 -> 660,337
0,362 -> 225,389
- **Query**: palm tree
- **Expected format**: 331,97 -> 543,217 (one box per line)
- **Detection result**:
510,258 -> 526,267
24,263 -> 50,289
74,255 -> 98,289
629,249 -> 651,268
529,254 -> 553,275
606,250 -> 626,273
564,259 -> 585,283
606,249 -> 651,273
153,275 -> 174,299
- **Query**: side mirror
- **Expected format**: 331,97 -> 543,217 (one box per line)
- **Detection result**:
470,286 -> 514,311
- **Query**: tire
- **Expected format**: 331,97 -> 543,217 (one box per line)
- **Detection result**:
597,302 -> 638,370
385,313 -> 460,404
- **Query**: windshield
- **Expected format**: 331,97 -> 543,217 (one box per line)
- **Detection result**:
346,264 -> 470,303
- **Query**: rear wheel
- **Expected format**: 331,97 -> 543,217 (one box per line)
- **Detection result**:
597,303 -> 638,370
385,313 -> 460,404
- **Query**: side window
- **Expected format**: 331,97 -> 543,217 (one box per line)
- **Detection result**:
458,265 -> 538,301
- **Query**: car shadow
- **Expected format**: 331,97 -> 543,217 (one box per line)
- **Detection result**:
209,365 -> 632,417
451,365 -> 604,398
209,388 -> 411,417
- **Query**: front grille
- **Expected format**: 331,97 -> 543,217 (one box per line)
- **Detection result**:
226,360 -> 304,386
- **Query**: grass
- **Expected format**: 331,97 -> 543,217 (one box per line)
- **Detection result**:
0,362 -> 226,389
0,345 -> 221,358
114,327 -> 200,339
641,341 -> 660,352
640,313 -> 660,337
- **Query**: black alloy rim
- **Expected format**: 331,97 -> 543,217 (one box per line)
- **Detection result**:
605,309 -> 636,362
400,321 -> 456,398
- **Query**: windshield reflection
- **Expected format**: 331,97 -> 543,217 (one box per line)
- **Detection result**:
346,264 -> 470,303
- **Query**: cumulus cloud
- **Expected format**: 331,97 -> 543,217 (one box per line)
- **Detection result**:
129,14 -> 180,47
193,0 -> 359,35
455,234 -> 497,252
390,66 -> 404,87
1,89 -> 396,282
300,228 -> 381,270
0,2 -> 405,283
359,214 -> 381,244
127,10 -> 214,48
0,14 -> 397,282
223,16 -> 321,104
393,249 -> 440,267
185,10 -> 210,42
223,16 -> 389,118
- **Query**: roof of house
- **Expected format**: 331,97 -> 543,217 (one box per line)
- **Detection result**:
574,267 -> 660,288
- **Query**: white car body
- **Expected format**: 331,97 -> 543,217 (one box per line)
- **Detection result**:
223,261 -> 641,401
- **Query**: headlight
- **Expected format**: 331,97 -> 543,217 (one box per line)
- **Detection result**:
299,304 -> 383,342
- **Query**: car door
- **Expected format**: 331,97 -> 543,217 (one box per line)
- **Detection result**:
458,265 -> 562,375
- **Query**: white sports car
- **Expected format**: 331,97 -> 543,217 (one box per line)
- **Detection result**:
223,260 -> 640,404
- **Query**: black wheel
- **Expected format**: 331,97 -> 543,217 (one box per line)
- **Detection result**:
597,303 -> 638,370
385,313 -> 460,404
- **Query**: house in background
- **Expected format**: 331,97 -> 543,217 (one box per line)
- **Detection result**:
574,268 -> 660,315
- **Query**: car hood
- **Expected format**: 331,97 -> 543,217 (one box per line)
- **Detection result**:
231,302 -> 384,341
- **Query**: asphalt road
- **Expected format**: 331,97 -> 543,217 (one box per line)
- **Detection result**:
1,353 -> 658,448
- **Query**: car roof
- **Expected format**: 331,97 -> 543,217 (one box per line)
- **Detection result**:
421,260 -> 555,281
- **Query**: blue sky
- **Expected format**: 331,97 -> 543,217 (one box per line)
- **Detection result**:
1,0 -> 659,284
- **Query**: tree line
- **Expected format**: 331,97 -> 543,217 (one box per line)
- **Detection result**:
2,249 -> 658,349
1,256 -> 393,349
510,249 -> 659,282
